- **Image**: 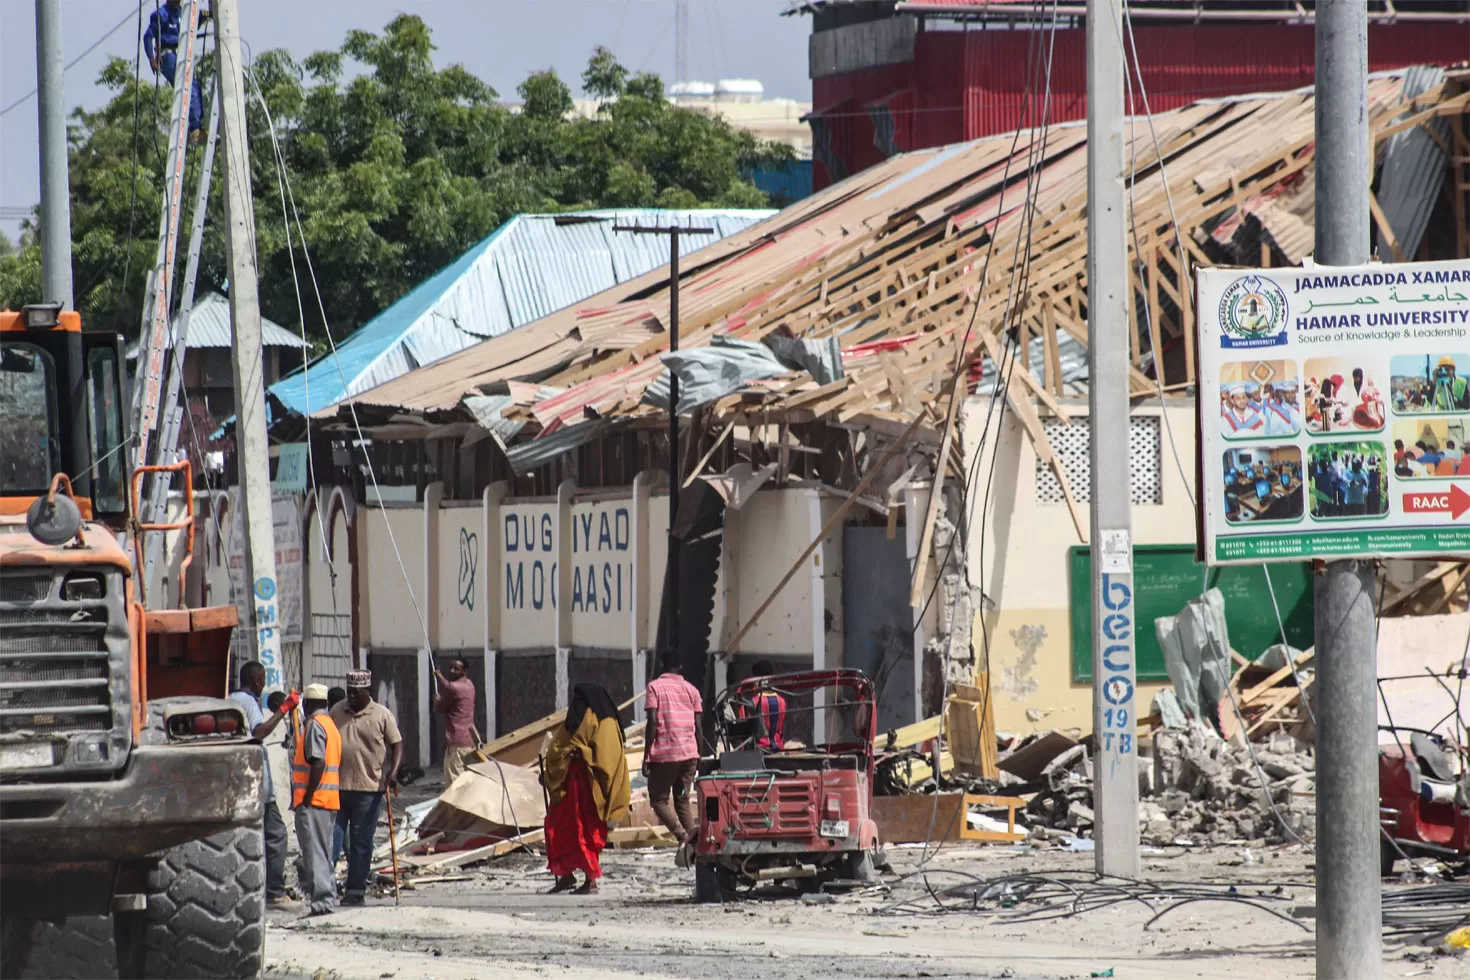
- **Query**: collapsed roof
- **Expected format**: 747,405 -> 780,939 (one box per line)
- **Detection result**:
321,69 -> 1470,516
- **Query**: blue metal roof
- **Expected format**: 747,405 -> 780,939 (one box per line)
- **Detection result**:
268,208 -> 774,418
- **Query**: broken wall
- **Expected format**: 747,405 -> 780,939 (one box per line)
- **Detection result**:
960,398 -> 1200,735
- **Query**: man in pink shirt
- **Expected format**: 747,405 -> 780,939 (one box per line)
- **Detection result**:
642,649 -> 703,842
433,659 -> 480,787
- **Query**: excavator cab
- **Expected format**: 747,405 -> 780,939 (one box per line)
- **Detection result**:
1,304 -> 129,523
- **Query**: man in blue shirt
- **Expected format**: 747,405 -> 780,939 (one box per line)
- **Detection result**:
143,1 -> 205,138
230,662 -> 301,911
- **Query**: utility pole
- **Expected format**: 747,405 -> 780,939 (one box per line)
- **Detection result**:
35,0 -> 72,309
1086,0 -> 1139,880
214,0 -> 283,690
613,222 -> 711,665
1314,4 -> 1380,978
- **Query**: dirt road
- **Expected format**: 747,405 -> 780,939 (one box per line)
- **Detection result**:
264,845 -> 1464,980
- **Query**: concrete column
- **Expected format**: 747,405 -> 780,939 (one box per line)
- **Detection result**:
630,470 -> 658,722
555,647 -> 570,710
483,648 -> 498,740
417,645 -> 431,769
420,481 -> 443,769
483,482 -> 509,652
807,488 -> 827,743
905,484 -> 930,724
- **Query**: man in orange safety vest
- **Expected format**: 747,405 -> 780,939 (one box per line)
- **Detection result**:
291,684 -> 341,916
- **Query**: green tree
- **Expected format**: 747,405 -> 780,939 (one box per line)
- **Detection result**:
0,18 -> 793,344
582,46 -> 627,101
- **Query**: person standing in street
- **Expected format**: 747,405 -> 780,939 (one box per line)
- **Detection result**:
642,649 -> 703,843
433,659 -> 480,787
229,662 -> 300,911
329,670 -> 403,906
541,683 -> 630,895
290,684 -> 340,916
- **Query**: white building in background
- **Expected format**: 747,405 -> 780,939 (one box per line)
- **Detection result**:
571,78 -> 812,159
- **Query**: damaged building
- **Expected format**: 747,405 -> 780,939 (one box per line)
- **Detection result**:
221,69 -> 1470,774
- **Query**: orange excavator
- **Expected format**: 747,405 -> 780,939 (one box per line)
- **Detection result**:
0,304 -> 265,978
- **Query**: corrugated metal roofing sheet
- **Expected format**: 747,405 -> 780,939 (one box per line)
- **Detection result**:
186,292 -> 309,349
267,208 -> 773,419
126,292 -> 308,355
1377,65 -> 1452,261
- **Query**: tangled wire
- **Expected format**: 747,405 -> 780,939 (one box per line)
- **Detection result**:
877,869 -> 1311,930
878,869 -> 1470,940
1381,883 -> 1470,937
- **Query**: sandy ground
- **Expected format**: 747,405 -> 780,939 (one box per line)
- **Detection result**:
263,842 -> 1467,980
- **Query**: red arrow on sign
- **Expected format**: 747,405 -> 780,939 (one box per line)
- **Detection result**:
1402,484 -> 1470,520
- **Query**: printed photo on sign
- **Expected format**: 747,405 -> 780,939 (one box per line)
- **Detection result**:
1218,360 -> 1301,439
1217,274 -> 1289,349
1307,442 -> 1387,520
1391,419 -> 1470,479
1390,354 -> 1470,414
1303,358 -> 1386,434
1222,446 -> 1303,525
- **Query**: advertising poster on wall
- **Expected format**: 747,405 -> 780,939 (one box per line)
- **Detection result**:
225,489 -> 305,642
1199,259 -> 1470,565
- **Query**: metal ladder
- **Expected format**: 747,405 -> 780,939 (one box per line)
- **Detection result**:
131,0 -> 221,598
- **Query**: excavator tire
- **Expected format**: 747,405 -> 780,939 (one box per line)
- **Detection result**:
135,824 -> 266,979
0,914 -> 118,980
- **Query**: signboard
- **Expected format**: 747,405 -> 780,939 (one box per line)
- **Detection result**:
1199,260 -> 1470,564
226,489 -> 304,644
273,443 -> 310,492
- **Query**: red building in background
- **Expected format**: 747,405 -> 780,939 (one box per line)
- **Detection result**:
794,1 -> 1470,188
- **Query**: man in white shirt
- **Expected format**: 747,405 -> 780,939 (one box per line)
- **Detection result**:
230,662 -> 301,911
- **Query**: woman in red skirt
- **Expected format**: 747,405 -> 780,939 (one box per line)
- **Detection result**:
541,683 -> 630,894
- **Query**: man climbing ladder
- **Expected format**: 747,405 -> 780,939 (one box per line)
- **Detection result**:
144,0 -> 207,138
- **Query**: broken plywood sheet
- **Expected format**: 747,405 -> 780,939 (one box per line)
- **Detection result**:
419,760 -> 547,846
996,731 -> 1080,782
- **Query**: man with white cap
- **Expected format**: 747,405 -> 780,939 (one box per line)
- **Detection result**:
291,684 -> 341,916
329,669 -> 403,906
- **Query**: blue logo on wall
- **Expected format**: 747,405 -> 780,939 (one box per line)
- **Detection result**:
253,577 -> 276,601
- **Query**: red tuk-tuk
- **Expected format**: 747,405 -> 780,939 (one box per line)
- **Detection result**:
691,668 -> 881,901
1379,726 -> 1469,875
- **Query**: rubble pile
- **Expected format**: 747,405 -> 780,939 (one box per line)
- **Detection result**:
1142,728 -> 1315,845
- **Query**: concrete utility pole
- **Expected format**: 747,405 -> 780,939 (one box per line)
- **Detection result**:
1313,4 -> 1381,977
35,0 -> 73,309
1086,0 -> 1140,880
214,0 -> 283,690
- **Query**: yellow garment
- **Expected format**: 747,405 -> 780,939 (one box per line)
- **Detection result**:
542,711 -> 631,826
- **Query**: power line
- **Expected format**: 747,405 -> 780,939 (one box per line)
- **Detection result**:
0,4 -> 143,118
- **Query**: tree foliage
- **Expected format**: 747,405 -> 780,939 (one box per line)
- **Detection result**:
0,17 -> 792,343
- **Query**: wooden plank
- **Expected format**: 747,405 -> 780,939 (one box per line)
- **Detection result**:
608,825 -> 679,849
420,829 -> 546,872
1240,649 -> 1315,705
1381,562 -> 1465,614
1145,248 -> 1165,387
873,713 -> 944,750
1368,191 -> 1407,263
1005,376 -> 1087,542
909,376 -> 962,607
1042,304 -> 1061,395
872,792 -> 966,844
478,694 -> 644,767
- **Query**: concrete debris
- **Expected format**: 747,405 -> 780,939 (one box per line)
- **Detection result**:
1145,727 -> 1315,845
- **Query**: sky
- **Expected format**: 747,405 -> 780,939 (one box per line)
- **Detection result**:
0,0 -> 811,241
